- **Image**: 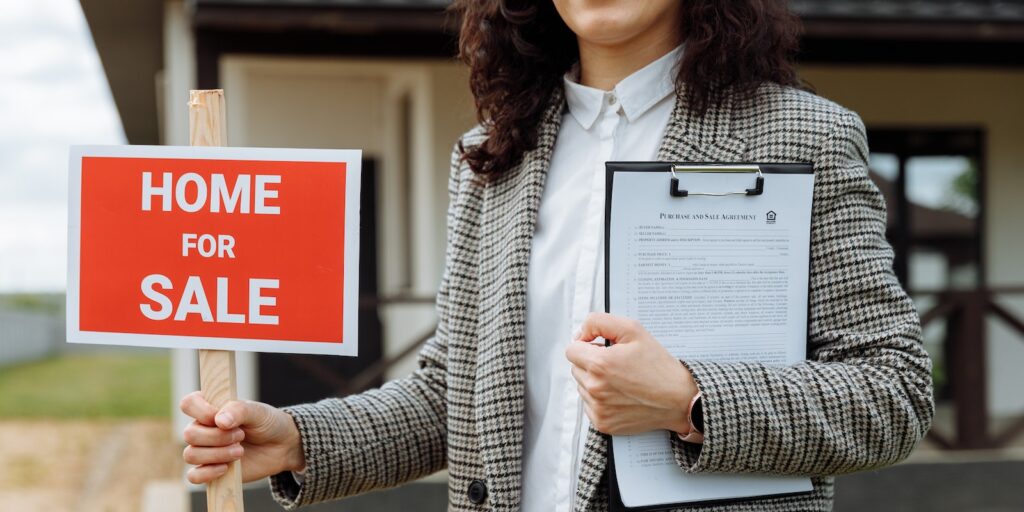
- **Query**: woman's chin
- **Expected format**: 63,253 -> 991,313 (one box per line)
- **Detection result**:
555,0 -> 678,48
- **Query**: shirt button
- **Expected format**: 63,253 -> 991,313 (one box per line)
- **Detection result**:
607,93 -> 617,105
467,479 -> 488,504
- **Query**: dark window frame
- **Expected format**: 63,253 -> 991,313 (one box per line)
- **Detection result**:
866,127 -> 987,292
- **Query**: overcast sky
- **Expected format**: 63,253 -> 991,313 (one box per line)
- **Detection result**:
0,0 -> 125,292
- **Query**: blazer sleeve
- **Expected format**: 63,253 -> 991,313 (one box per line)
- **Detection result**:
267,144 -> 466,509
670,111 -> 935,476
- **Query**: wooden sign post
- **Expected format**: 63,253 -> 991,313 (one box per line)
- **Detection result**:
190,89 -> 245,512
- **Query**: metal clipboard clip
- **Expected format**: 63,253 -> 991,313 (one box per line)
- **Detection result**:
669,165 -> 764,197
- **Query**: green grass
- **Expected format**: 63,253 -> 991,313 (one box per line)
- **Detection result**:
0,353 -> 170,418
0,292 -> 64,314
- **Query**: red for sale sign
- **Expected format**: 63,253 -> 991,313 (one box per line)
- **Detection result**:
67,146 -> 361,356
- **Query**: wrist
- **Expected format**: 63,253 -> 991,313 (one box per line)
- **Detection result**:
665,361 -> 699,433
284,412 -> 306,473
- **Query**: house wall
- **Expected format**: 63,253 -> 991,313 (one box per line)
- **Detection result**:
802,66 -> 1024,417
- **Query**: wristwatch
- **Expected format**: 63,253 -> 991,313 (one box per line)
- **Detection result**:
679,392 -> 704,444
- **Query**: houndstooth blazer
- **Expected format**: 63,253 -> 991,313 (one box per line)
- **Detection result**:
269,83 -> 934,511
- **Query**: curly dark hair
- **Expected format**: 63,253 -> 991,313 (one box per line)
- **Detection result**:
451,0 -> 805,177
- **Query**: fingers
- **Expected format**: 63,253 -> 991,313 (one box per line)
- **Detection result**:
574,363 -> 634,404
214,400 -> 247,430
215,400 -> 269,430
179,391 -> 218,426
183,443 -> 244,466
570,365 -> 586,389
577,312 -> 641,344
565,341 -> 604,372
582,401 -> 608,433
570,365 -> 599,393
184,421 -> 244,447
577,383 -> 595,407
180,393 -> 263,431
186,463 -> 229,485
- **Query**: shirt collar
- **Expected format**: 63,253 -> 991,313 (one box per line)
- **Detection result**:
563,45 -> 682,130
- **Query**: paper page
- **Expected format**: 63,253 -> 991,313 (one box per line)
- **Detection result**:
607,169 -> 815,507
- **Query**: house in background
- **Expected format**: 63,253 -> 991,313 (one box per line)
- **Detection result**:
79,0 -> 1024,509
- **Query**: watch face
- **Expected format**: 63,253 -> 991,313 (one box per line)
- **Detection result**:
691,396 -> 705,434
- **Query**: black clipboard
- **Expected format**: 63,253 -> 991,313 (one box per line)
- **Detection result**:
603,161 -> 815,511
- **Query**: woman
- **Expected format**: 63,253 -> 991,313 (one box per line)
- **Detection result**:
179,1 -> 934,510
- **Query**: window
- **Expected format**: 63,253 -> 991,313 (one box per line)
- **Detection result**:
867,128 -> 985,405
866,128 -> 984,292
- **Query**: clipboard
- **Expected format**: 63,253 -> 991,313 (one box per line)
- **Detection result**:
603,162 -> 816,511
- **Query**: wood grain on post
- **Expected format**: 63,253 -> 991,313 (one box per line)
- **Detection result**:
189,89 -> 245,512
189,89 -> 227,147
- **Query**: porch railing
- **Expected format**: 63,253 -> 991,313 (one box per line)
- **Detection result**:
918,286 -> 1024,450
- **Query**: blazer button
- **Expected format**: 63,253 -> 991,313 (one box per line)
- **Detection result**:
467,479 -> 488,504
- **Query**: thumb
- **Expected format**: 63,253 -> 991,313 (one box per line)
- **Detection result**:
577,312 -> 639,344
215,400 -> 266,430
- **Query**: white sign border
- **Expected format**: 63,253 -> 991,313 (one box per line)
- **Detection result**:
67,144 -> 361,357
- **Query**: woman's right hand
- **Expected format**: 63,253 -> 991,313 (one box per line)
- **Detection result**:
179,391 -> 306,484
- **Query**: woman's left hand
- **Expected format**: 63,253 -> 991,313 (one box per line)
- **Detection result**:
565,312 -> 698,436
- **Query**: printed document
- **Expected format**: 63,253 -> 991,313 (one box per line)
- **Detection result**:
606,168 -> 815,507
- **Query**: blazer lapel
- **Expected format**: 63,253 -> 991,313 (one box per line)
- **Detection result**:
574,88 -> 748,511
475,88 -> 565,510
657,86 -> 748,163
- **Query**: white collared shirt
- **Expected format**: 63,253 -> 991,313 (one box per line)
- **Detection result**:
521,46 -> 682,511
